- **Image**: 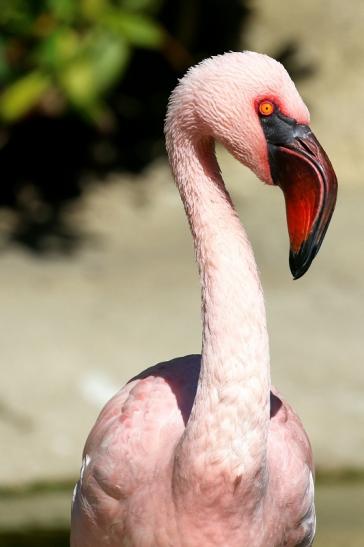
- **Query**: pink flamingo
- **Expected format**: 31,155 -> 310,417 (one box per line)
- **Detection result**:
71,52 -> 337,546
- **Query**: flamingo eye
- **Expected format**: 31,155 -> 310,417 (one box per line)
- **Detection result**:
259,100 -> 275,116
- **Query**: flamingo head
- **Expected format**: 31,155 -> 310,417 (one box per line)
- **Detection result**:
171,51 -> 337,278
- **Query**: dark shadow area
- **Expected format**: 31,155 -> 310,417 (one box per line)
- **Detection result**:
0,1 -> 315,254
0,528 -> 69,547
130,354 -> 200,425
0,115 -> 91,254
270,391 -> 283,418
131,354 -> 283,425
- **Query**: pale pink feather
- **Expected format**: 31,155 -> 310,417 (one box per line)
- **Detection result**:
71,52 -> 315,547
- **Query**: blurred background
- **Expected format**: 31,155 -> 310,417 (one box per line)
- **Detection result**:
0,0 -> 363,545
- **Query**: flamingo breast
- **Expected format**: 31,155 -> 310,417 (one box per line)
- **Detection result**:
72,357 -> 315,547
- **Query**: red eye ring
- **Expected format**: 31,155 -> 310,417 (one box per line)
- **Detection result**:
259,100 -> 274,116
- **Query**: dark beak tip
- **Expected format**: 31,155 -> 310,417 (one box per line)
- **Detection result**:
292,271 -> 305,281
289,251 -> 312,280
289,234 -> 323,279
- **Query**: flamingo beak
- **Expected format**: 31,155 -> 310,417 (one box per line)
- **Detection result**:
261,112 -> 338,279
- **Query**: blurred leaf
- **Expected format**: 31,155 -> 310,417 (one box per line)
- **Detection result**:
120,0 -> 163,13
87,33 -> 130,93
36,28 -> 79,70
102,9 -> 164,48
81,0 -> 109,20
59,59 -> 94,105
59,33 -> 129,109
47,0 -> 78,23
0,0 -> 163,126
0,71 -> 49,121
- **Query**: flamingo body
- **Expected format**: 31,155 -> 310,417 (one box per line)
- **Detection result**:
71,356 -> 314,546
71,52 -> 337,546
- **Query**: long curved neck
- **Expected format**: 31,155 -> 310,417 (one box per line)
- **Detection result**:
167,128 -> 271,491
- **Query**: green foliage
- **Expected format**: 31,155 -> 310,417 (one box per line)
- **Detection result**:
0,71 -> 50,121
0,0 -> 165,124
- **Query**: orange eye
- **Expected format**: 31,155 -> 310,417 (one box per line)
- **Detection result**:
259,100 -> 274,116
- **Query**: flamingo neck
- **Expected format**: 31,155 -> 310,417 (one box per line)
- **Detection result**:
167,130 -> 270,490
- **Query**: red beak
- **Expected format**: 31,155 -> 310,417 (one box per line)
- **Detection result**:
269,127 -> 337,278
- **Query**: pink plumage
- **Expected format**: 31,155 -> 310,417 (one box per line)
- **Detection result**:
71,51 -> 337,546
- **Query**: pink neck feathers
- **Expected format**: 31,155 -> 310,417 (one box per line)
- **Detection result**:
166,120 -> 271,490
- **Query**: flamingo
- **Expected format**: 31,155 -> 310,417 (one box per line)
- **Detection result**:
70,52 -> 337,546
